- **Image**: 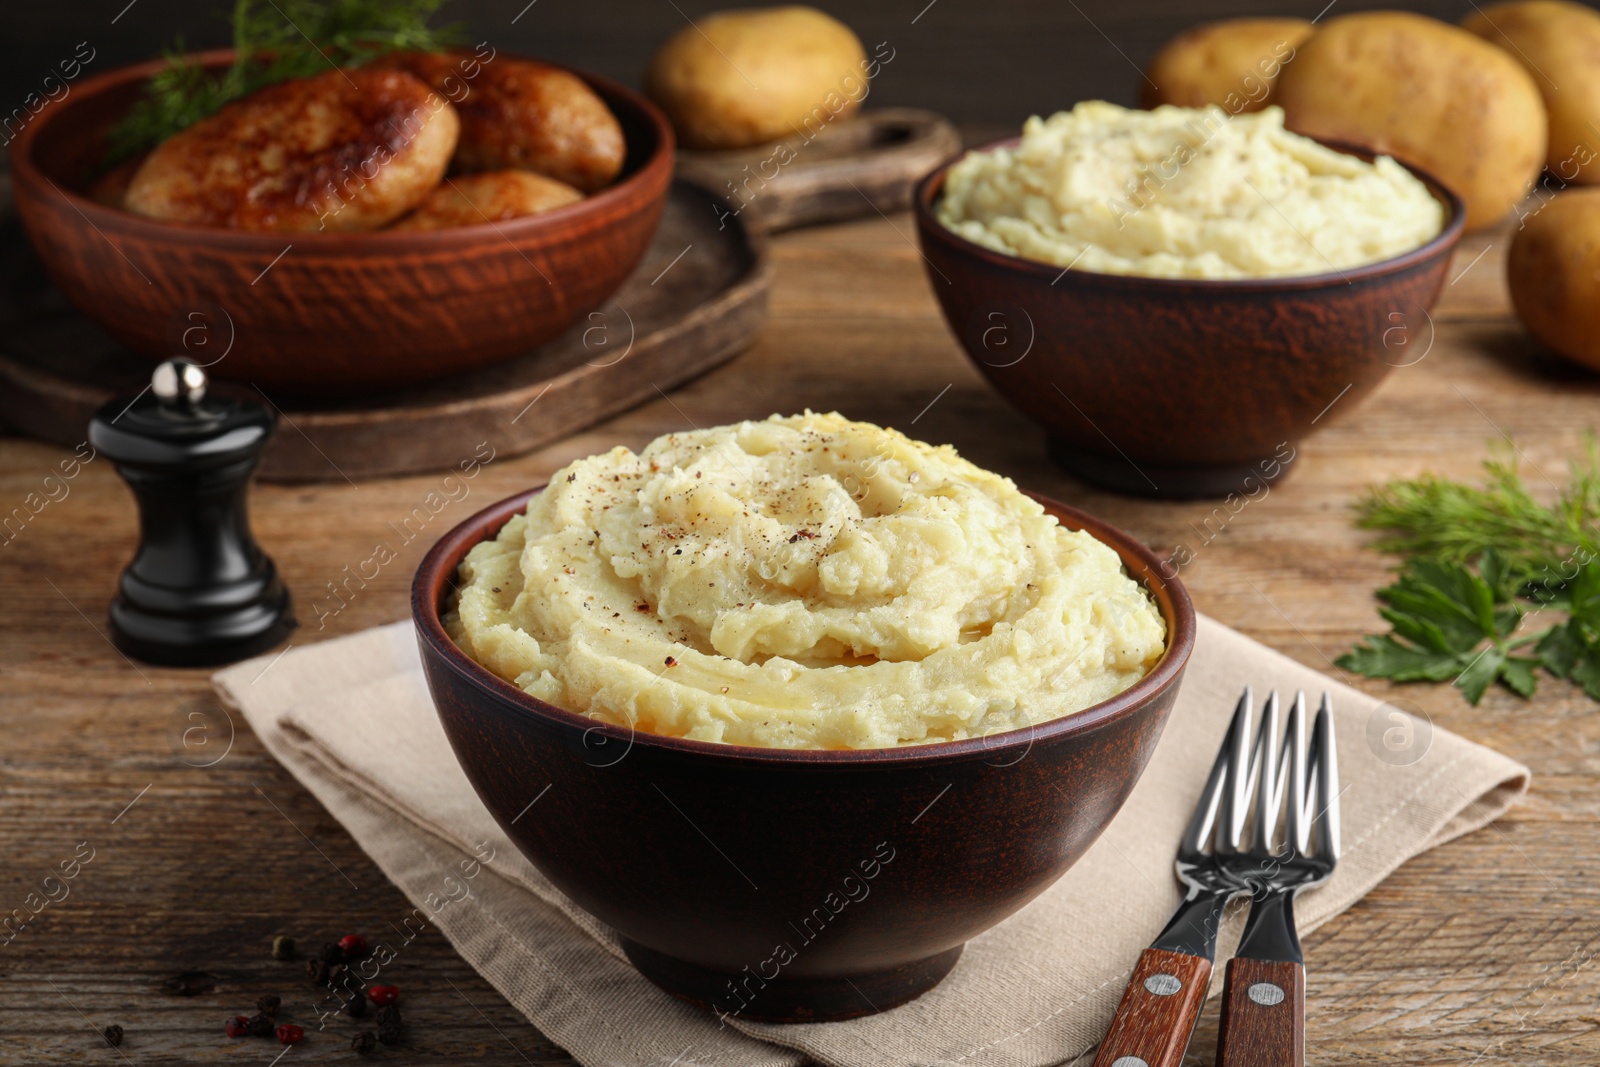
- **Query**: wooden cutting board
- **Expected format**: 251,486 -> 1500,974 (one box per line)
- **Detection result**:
674,108 -> 961,232
0,179 -> 771,482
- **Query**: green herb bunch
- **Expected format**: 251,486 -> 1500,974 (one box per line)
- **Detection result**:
1337,442 -> 1600,705
107,0 -> 461,163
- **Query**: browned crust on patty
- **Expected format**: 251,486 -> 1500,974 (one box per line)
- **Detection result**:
125,67 -> 460,231
374,50 -> 625,192
388,169 -> 584,230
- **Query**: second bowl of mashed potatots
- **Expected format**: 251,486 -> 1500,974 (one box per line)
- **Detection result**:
914,101 -> 1465,499
936,102 -> 1443,280
413,413 -> 1193,1019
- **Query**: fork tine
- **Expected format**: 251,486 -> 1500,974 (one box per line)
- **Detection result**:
1310,693 -> 1341,861
1249,691 -> 1281,854
1284,691 -> 1310,855
1211,687 -> 1256,854
1179,694 -> 1238,857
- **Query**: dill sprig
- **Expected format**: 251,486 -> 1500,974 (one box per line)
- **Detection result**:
1353,439 -> 1600,590
106,0 -> 462,164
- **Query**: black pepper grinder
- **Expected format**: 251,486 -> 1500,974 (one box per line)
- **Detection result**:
89,359 -> 294,667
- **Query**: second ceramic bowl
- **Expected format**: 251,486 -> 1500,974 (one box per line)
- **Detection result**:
413,486 -> 1195,1022
913,141 -> 1465,499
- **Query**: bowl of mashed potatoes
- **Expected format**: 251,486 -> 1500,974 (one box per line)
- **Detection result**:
413,413 -> 1194,1020
915,101 -> 1465,498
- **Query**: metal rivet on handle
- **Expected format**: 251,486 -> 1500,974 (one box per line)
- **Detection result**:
1111,1058 -> 1150,1067
1143,973 -> 1182,996
1247,982 -> 1286,1006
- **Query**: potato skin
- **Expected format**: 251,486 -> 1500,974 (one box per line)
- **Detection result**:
375,51 -> 624,192
1142,18 -> 1313,113
646,6 -> 868,150
1275,11 -> 1546,230
1509,189 -> 1600,369
125,68 -> 458,232
1463,0 -> 1600,183
389,170 -> 583,230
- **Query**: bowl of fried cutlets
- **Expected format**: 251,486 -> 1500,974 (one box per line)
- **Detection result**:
10,48 -> 675,393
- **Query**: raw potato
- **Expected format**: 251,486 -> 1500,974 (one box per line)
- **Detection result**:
1508,189 -> 1600,370
125,68 -> 458,232
646,6 -> 868,150
1142,18 -> 1313,113
1275,11 -> 1546,230
390,170 -> 583,230
1463,0 -> 1600,184
375,51 -> 625,193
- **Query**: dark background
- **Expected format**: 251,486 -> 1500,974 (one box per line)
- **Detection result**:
10,0 -> 1511,136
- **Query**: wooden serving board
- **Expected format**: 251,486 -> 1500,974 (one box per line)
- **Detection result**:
0,179 -> 771,482
674,107 -> 961,232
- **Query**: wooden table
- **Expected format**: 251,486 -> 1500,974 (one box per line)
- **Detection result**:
3,206 -> 1596,1065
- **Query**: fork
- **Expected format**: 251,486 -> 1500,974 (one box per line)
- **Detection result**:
1090,688 -> 1285,1067
1215,692 -> 1341,1067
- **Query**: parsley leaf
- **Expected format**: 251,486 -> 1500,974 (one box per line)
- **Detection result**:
1535,560 -> 1600,701
1335,552 -> 1541,705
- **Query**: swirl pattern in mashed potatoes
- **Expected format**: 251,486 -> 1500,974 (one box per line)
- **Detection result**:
937,101 -> 1444,280
448,413 -> 1166,749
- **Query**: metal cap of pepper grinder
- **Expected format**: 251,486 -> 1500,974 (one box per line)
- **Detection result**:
88,359 -> 294,667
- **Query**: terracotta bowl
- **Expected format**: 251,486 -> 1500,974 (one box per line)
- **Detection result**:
9,51 -> 674,394
412,485 -> 1195,1022
913,142 -> 1465,499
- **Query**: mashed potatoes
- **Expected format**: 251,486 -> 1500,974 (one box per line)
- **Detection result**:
937,101 -> 1444,279
448,413 -> 1166,750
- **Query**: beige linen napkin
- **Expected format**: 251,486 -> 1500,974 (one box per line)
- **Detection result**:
215,615 -> 1527,1067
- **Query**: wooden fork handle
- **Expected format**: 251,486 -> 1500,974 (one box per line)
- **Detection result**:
1216,957 -> 1305,1067
1090,947 -> 1212,1067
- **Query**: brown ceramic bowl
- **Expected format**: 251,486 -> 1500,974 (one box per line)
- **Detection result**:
914,141 -> 1465,499
412,485 -> 1195,1022
9,51 -> 674,394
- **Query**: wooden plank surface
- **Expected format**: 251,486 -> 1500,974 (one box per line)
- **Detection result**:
3,204 -> 1599,1066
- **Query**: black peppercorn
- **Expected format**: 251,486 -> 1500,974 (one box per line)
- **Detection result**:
161,971 -> 218,996
345,992 -> 369,1018
307,959 -> 330,985
376,1004 -> 402,1045
244,1013 -> 275,1038
256,994 -> 280,1019
321,941 -> 347,965
102,1024 -> 123,1048
272,936 -> 296,960
352,1031 -> 377,1054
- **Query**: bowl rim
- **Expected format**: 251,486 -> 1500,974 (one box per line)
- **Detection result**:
913,130 -> 1467,292
411,483 -> 1196,767
9,47 -> 676,249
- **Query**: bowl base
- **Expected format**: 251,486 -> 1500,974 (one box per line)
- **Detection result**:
1048,438 -> 1293,500
620,938 -> 964,1023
